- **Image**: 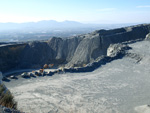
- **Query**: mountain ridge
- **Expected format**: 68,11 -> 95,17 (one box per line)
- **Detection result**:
0,20 -> 84,31
0,20 -> 138,31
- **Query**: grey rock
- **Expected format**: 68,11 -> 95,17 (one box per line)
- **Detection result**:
0,44 -> 26,72
67,34 -> 104,67
145,33 -> 150,40
0,105 -> 23,113
63,44 -> 130,73
126,53 -> 142,63
107,44 -> 131,57
0,24 -> 150,72
20,41 -> 54,69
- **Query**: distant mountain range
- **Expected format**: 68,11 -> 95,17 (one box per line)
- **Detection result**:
0,20 -> 91,31
0,20 -> 137,31
0,20 -> 140,42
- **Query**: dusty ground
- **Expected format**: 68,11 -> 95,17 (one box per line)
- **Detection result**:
4,41 -> 150,113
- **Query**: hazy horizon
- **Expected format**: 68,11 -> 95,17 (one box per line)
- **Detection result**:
0,0 -> 150,24
0,19 -> 142,25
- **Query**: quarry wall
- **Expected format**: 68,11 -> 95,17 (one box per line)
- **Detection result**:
0,24 -> 150,72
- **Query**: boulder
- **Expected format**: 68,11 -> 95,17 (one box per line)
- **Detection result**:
145,33 -> 150,40
107,44 -> 131,57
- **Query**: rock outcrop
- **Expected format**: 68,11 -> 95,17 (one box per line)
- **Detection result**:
0,24 -> 150,72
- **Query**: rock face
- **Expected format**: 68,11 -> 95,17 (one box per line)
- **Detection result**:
0,24 -> 150,72
0,44 -> 26,72
20,37 -> 83,69
66,24 -> 150,66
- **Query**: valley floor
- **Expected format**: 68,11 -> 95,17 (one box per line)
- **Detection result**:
4,40 -> 150,113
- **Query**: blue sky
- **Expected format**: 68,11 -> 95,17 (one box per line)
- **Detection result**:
0,0 -> 150,24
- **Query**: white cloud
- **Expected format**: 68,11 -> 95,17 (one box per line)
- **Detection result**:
137,5 -> 150,8
97,8 -> 116,12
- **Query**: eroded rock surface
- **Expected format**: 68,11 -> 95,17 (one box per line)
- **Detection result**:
0,24 -> 150,72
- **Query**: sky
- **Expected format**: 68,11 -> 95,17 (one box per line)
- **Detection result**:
0,0 -> 150,24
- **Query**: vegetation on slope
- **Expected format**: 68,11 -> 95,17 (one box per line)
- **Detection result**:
0,84 -> 17,109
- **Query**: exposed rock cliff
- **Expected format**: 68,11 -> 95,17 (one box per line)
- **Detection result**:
0,44 -> 26,72
0,24 -> 150,72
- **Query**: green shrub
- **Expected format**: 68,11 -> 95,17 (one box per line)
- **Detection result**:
0,84 -> 5,95
0,84 -> 17,109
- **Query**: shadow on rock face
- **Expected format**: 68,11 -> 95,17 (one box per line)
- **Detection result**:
2,77 -> 10,82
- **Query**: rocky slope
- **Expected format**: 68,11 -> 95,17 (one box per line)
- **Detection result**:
0,24 -> 150,72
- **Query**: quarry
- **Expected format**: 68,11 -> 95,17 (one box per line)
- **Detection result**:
1,24 -> 150,113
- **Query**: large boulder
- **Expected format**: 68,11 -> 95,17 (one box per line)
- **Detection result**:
107,44 -> 131,57
145,33 -> 150,40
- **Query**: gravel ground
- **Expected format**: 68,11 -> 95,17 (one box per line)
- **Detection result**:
4,41 -> 150,113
